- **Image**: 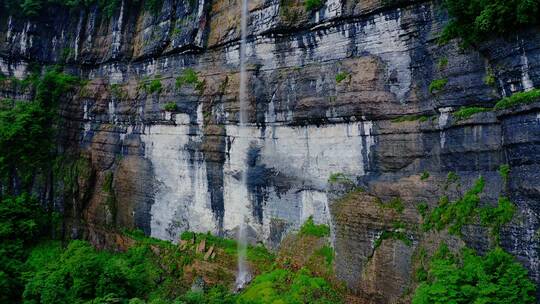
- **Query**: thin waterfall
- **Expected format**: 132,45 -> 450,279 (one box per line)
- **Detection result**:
235,0 -> 251,291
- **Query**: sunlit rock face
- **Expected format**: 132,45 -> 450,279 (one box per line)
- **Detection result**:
2,0 -> 540,301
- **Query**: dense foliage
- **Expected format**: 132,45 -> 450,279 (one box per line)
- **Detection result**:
23,240 -> 162,303
0,194 -> 49,303
298,216 -> 330,238
3,0 -> 164,18
13,232 -> 340,304
452,106 -> 490,120
0,67 -> 79,304
237,268 -> 342,304
0,67 -> 78,191
494,88 -> 540,110
441,0 -> 540,45
413,245 -> 536,304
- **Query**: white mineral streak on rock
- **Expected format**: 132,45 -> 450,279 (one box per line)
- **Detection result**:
524,208 -> 540,282
438,107 -> 452,149
108,63 -> 124,84
322,0 -> 342,19
248,11 -> 411,101
221,122 -> 374,242
111,0 -> 125,56
250,1 -> 280,35
19,22 -> 31,55
520,46 -> 534,91
0,58 -> 27,79
194,0 -> 206,47
85,9 -> 96,47
141,114 -> 215,242
74,12 -> 84,60
108,100 -> 116,123
141,116 -> 374,243
6,16 -> 13,41
83,100 -> 89,120
82,100 -> 92,139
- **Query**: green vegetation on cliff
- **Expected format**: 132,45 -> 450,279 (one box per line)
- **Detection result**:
494,88 -> 540,110
0,194 -> 51,303
0,186 -> 342,304
0,67 -> 80,304
11,227 -> 343,303
238,268 -> 341,304
413,245 -> 536,304
412,171 -> 535,303
298,216 -> 330,238
452,106 -> 490,120
4,0 -> 164,18
441,0 -> 540,45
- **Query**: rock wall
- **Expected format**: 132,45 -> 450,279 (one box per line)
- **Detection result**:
1,0 -> 539,301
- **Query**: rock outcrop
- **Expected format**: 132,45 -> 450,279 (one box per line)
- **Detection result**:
1,0 -> 539,301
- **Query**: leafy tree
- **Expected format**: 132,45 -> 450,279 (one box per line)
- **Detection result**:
0,100 -> 51,191
0,194 -> 48,304
413,245 -> 536,304
23,241 -> 163,304
441,0 -> 540,45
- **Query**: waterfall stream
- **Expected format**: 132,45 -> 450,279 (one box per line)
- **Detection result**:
235,0 -> 251,291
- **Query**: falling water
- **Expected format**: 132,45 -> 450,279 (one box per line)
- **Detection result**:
235,0 -> 251,291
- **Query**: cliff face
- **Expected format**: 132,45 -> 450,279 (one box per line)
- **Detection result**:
1,0 -> 540,301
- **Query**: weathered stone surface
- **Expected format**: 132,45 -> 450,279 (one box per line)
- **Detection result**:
2,0 -> 540,301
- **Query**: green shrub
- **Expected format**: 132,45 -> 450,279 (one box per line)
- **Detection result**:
178,285 -> 237,304
299,216 -> 330,237
237,268 -> 343,304
420,171 -> 430,180
437,58 -> 448,70
416,202 -> 428,217
0,194 -> 49,303
498,164 -> 510,183
176,68 -> 204,92
440,0 -> 540,46
379,197 -> 405,213
422,177 -> 484,235
142,78 -> 163,94
484,69 -> 496,86
23,240 -> 163,304
163,102 -> 178,112
446,171 -> 460,184
315,245 -> 334,267
494,89 -> 540,110
110,84 -> 128,100
412,245 -> 536,304
422,173 -> 516,242
479,196 -> 516,240
452,106 -> 490,120
335,72 -> 349,83
304,0 -> 323,11
429,79 -> 448,94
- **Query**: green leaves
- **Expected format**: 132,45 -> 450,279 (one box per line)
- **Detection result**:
494,89 -> 540,110
0,194 -> 48,303
422,177 -> 485,235
441,0 -> 540,45
298,216 -> 330,238
0,68 -> 79,191
23,241 -> 163,304
413,246 -> 536,304
237,268 -> 342,304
